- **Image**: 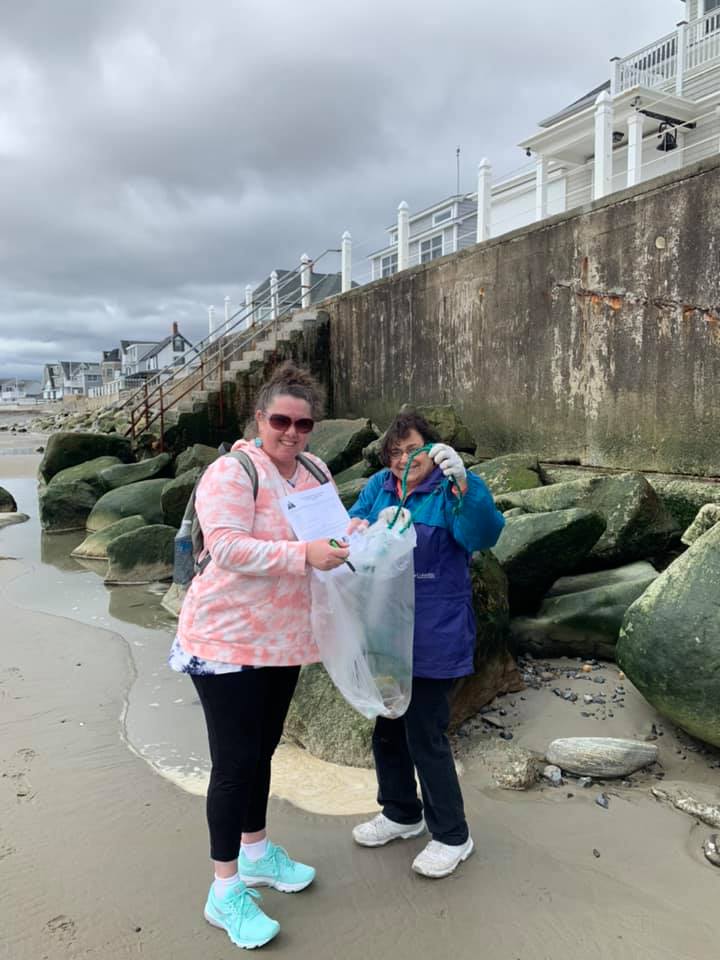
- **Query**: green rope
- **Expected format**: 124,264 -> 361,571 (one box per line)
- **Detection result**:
386,444 -> 465,533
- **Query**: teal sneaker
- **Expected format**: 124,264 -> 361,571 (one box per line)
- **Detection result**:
204,882 -> 279,949
238,841 -> 316,893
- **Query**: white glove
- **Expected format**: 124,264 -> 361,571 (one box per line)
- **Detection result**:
428,443 -> 467,486
377,506 -> 412,528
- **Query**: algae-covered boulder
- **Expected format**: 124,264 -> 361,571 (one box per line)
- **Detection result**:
71,515 -> 147,559
86,478 -> 168,532
450,552 -> 523,726
496,473 -> 678,567
337,478 -> 369,510
48,456 -> 122,496
39,480 -> 98,533
511,561 -> 658,660
470,453 -> 545,496
682,503 -> 720,546
333,461 -> 374,484
100,452 -> 172,490
400,403 -> 476,451
308,419 -> 379,474
161,468 -> 201,528
650,477 -> 720,531
174,443 -> 219,476
492,508 -> 606,614
105,524 -> 176,584
617,522 -> 720,748
38,431 -> 133,482
0,485 -> 17,513
284,664 -> 374,767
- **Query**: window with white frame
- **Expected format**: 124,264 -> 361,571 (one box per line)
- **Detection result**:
381,253 -> 398,277
420,234 -> 443,263
432,208 -> 453,226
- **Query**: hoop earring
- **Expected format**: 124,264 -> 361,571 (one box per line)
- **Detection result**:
254,437 -> 263,448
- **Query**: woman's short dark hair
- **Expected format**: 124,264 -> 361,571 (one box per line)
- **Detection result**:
254,361 -> 326,420
379,412 -> 441,467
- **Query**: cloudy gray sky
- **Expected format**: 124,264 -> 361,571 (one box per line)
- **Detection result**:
0,0 -> 682,380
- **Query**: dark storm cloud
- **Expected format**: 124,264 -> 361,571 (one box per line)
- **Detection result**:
0,0 -> 681,376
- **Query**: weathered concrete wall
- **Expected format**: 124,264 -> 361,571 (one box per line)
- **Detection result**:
326,156 -> 720,477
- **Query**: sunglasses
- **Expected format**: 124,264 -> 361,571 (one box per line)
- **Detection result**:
265,413 -> 315,434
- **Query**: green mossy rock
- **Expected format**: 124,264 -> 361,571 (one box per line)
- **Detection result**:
333,461 -> 373,484
0,485 -> 17,513
38,431 -> 133,482
400,403 -> 476,452
650,477 -> 720,531
105,524 -> 176,584
470,453 -> 545,496
71,515 -> 147,559
511,562 -> 658,660
174,443 -> 219,476
100,453 -> 172,490
307,419 -> 379,474
682,504 -> 720,546
492,508 -> 607,615
617,523 -> 720,747
86,478 -> 168,532
496,473 -> 678,567
284,664 -> 374,767
337,478 -> 369,510
161,468 -> 202,528
39,480 -> 98,533
48,456 -> 122,496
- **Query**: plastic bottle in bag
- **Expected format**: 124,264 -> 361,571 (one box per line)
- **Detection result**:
173,518 -> 194,585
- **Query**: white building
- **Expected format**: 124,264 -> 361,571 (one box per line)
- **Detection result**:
370,0 -> 720,276
41,362 -> 103,401
0,378 -> 43,403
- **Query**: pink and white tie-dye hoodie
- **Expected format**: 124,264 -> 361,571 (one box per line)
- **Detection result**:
176,439 -> 330,667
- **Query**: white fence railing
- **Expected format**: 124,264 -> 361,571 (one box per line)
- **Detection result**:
616,31 -> 677,94
687,9 -> 720,71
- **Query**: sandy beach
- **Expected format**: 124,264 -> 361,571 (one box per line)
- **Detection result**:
2,440 -> 720,960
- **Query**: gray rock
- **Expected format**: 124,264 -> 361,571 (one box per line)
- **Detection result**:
546,737 -> 658,778
71,515 -> 147,559
681,503 -> 720,546
470,453 -> 545,496
174,443 -> 219,476
100,453 -> 172,490
0,485 -> 18,513
0,512 -> 29,530
86,478 -> 168,532
48,456 -> 122,496
307,419 -> 378,474
546,561 -> 659,598
491,508 -> 607,614
336,477 -> 369,510
650,477 -> 720,531
39,480 -> 98,533
496,473 -> 679,568
333,460 -> 375,484
543,764 -> 562,785
487,747 -> 541,790
651,782 -> 720,830
161,468 -> 202,528
703,834 -> 720,868
617,522 -> 720,748
399,403 -> 476,451
38,431 -> 133,482
105,524 -> 176,584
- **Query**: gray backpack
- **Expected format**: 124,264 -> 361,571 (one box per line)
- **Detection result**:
178,449 -> 329,580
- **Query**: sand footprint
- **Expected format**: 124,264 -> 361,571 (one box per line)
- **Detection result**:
2,747 -> 37,802
47,915 -> 77,945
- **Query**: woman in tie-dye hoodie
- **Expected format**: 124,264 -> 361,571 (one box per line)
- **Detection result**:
170,362 -> 349,950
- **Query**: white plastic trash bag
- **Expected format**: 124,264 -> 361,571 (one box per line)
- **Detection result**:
311,519 -> 416,719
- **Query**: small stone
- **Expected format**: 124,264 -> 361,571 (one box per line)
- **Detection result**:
596,792 -> 610,809
540,672 -> 554,681
499,730 -> 513,741
579,776 -> 593,788
593,848 -> 601,858
592,676 -> 606,684
581,664 -> 593,673
543,764 -> 563,786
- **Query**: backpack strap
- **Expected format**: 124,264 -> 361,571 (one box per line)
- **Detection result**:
227,450 -> 259,499
296,452 -> 330,486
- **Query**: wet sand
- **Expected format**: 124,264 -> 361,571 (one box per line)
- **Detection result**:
2,448 -> 720,959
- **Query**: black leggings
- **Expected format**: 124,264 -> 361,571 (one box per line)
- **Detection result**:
191,666 -> 300,862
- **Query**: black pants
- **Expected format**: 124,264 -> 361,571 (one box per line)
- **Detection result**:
373,676 -> 469,846
191,666 -> 300,862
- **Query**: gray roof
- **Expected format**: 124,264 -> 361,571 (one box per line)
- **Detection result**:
253,269 -> 345,310
539,79 -> 611,129
139,332 -> 193,361
120,339 -> 159,353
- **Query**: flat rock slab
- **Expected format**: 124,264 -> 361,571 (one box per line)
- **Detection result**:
48,456 -> 122,496
71,515 -> 147,559
100,453 -> 172,490
86,478 -> 168,532
470,453 -> 545,496
546,737 -> 658,778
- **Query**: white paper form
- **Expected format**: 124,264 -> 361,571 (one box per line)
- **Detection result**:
279,483 -> 352,542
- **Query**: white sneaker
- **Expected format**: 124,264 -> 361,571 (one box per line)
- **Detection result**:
411,837 -> 474,878
352,813 -> 426,847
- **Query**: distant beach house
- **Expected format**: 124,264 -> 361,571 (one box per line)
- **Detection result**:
248,267 -> 347,327
0,378 -> 43,403
41,362 -> 103,401
370,0 -> 720,274
121,323 -> 194,377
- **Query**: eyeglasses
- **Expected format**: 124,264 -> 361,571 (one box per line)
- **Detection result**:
388,445 -> 422,462
265,413 -> 315,434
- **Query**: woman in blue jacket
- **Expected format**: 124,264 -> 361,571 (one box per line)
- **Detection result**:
348,411 -> 504,879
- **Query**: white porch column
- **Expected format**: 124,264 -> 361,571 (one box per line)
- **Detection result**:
341,231 -> 352,292
676,21 -> 688,96
476,158 -> 492,241
208,304 -> 216,341
594,90 -> 614,200
300,254 -> 312,309
609,56 -> 621,97
223,295 -> 231,334
397,201 -> 409,270
270,270 -> 279,320
627,111 -> 644,187
535,156 -> 549,221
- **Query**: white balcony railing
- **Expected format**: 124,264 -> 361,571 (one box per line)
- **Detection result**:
687,9 -> 720,72
615,30 -> 677,94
